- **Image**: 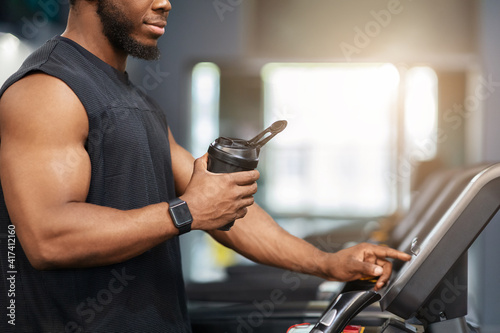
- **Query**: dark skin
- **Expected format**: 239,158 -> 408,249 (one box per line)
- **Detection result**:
0,0 -> 411,290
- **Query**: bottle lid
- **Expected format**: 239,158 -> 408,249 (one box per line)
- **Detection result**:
209,137 -> 260,169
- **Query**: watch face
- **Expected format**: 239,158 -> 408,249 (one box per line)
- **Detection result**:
170,202 -> 192,227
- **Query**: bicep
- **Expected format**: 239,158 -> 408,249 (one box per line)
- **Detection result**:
0,74 -> 90,232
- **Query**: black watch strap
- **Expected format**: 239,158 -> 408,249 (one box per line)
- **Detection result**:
168,197 -> 192,235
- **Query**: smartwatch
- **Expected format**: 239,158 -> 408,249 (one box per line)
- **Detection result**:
168,197 -> 193,235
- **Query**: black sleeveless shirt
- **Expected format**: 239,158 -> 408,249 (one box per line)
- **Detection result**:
0,36 -> 191,333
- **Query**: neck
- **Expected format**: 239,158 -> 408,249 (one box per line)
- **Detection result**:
62,3 -> 128,72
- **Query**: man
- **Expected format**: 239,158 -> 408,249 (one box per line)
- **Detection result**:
0,0 -> 411,332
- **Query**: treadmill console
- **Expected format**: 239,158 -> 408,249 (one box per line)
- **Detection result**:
312,163 -> 500,333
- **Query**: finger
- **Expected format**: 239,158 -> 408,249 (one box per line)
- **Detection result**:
374,259 -> 393,291
231,170 -> 260,185
199,153 -> 209,162
373,246 -> 412,262
240,182 -> 258,198
239,196 -> 255,208
352,260 -> 384,280
231,183 -> 257,201
194,154 -> 209,171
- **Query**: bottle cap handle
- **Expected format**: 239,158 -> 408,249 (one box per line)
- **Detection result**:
247,120 -> 287,148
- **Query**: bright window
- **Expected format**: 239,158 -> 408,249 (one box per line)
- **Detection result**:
190,62 -> 220,157
404,66 -> 439,161
187,62 -> 439,281
261,63 -> 401,217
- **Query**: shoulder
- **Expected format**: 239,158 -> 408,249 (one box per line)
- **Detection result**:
2,72 -> 74,101
0,73 -> 88,142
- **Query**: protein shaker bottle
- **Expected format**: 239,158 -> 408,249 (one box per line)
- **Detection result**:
207,120 -> 288,231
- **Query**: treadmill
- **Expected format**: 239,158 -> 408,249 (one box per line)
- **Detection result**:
189,163 -> 500,333
308,162 -> 500,333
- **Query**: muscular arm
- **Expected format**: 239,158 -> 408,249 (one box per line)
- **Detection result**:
0,74 -> 258,270
0,74 -> 184,269
170,132 -> 411,290
210,207 -> 410,290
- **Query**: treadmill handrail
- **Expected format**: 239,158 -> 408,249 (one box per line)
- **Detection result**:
381,162 -> 500,313
394,164 -> 489,251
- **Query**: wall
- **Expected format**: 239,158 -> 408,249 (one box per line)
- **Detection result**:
474,0 -> 500,331
252,0 -> 476,62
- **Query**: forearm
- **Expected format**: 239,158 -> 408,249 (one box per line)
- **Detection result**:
208,204 -> 331,279
209,204 -> 412,289
17,201 -> 178,270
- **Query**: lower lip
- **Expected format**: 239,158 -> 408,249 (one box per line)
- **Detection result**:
146,24 -> 165,36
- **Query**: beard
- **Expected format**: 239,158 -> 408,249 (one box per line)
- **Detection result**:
96,0 -> 161,61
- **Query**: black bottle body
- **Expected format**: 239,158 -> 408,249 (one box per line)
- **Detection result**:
206,120 -> 287,231
207,137 -> 260,230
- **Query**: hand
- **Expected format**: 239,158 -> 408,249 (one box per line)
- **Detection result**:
180,154 -> 259,230
322,243 -> 412,291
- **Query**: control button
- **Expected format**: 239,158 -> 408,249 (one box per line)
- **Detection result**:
411,237 -> 420,256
